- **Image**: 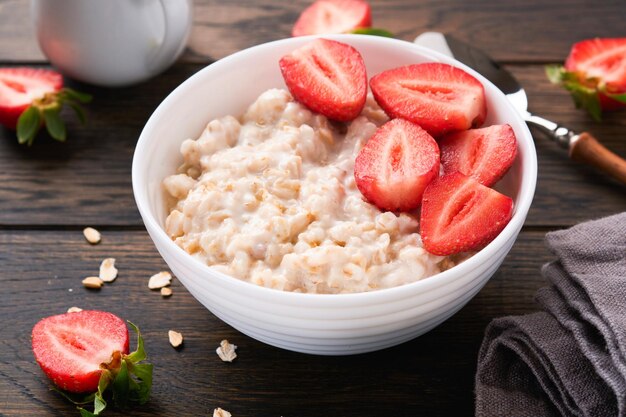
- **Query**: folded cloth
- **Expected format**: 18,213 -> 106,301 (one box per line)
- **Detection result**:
475,212 -> 626,417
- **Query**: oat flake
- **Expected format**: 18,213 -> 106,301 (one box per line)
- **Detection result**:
216,339 -> 237,362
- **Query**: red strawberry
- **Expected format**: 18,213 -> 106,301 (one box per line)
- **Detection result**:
420,172 -> 514,256
279,38 -> 367,121
440,124 -> 518,187
354,118 -> 440,212
547,38 -> 626,120
370,63 -> 487,137
32,310 -> 130,393
292,0 -> 372,37
0,67 -> 62,129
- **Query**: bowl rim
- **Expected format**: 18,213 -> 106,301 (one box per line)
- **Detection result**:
132,34 -> 537,303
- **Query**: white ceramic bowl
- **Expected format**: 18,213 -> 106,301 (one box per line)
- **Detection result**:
132,34 -> 537,355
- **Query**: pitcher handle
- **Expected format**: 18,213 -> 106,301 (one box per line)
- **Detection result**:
150,0 -> 193,72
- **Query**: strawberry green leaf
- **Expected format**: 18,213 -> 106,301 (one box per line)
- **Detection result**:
545,65 -> 565,84
126,321 -> 146,363
50,387 -> 95,406
79,408 -> 96,417
112,360 -> 130,409
67,101 -> 87,124
563,81 -> 602,121
545,65 -> 603,121
606,92 -> 626,104
16,106 -> 41,146
43,107 -> 67,142
62,88 -> 93,104
350,28 -> 394,38
129,363 -> 153,404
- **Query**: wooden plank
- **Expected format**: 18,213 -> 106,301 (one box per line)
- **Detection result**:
0,229 -> 551,416
1,0 -> 625,63
0,63 -> 623,227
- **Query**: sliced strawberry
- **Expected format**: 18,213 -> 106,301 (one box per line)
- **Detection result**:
292,0 -> 372,37
440,124 -> 518,187
355,118 -> 440,212
548,38 -> 626,120
0,67 -> 63,129
370,63 -> 487,137
279,38 -> 367,121
32,310 -> 129,393
420,172 -> 514,256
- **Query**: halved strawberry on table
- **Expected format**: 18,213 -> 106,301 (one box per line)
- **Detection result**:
292,0 -> 372,37
370,62 -> 487,137
547,38 -> 626,121
32,310 -> 152,416
354,118 -> 440,212
279,38 -> 367,121
420,172 -> 514,256
0,67 -> 91,145
0,68 -> 62,129
440,124 -> 518,187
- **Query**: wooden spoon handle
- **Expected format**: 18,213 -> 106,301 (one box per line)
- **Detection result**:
569,132 -> 626,185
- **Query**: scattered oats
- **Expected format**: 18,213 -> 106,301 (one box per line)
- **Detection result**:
216,339 -> 237,362
67,307 -> 83,313
83,227 -> 101,244
82,276 -> 104,289
148,271 -> 172,289
160,287 -> 173,297
213,408 -> 231,417
99,258 -> 118,283
168,330 -> 183,348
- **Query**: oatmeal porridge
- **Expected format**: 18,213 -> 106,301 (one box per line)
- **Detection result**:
163,88 -> 461,294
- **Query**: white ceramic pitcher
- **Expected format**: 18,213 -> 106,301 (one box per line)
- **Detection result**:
31,0 -> 193,87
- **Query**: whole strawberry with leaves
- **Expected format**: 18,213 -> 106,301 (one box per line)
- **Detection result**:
547,38 -> 626,121
0,67 -> 91,145
32,310 -> 153,416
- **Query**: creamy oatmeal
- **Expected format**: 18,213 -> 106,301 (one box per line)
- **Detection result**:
163,89 -> 459,294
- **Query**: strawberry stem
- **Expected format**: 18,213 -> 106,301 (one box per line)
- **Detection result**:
15,87 -> 92,146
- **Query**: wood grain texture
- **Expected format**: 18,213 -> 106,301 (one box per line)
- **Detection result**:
1,0 -> 626,63
0,230 -> 551,417
0,64 -> 623,227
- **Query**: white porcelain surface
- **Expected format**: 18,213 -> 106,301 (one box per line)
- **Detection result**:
132,35 -> 537,355
31,0 -> 192,87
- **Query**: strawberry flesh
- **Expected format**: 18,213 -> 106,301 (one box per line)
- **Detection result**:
420,172 -> 514,256
355,118 -> 440,212
0,67 -> 63,129
292,0 -> 372,37
370,63 -> 487,137
32,310 -> 129,393
280,38 -> 367,121
440,124 -> 518,187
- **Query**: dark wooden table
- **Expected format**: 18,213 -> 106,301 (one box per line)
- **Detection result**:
1,1 -> 625,416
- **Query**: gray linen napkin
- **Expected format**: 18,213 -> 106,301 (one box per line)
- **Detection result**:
475,212 -> 626,417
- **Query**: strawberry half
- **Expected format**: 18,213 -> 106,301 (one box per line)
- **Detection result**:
0,67 -> 91,145
354,118 -> 440,212
32,310 -> 153,415
547,38 -> 626,120
370,63 -> 487,137
420,172 -> 514,256
279,38 -> 367,121
32,310 -> 129,393
292,0 -> 372,37
440,124 -> 518,187
0,67 -> 62,129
